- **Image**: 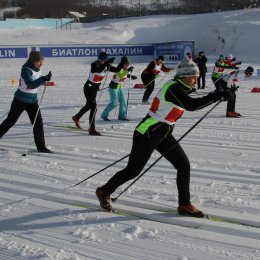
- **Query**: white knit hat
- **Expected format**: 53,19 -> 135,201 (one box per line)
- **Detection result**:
176,58 -> 200,78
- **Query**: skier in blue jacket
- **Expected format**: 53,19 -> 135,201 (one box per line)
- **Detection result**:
101,56 -> 137,121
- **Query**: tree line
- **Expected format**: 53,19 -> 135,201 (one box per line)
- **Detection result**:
1,0 -> 259,19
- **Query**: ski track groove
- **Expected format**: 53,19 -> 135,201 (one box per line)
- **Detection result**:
1,62 -> 260,259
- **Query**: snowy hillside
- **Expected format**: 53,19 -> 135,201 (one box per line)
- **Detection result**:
1,8 -> 260,59
0,9 -> 260,260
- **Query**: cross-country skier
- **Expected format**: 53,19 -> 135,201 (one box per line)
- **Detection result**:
72,51 -> 119,136
211,54 -> 239,117
224,54 -> 242,67
215,66 -> 254,117
0,51 -> 52,153
96,58 -> 233,218
100,56 -> 137,121
141,55 -> 172,104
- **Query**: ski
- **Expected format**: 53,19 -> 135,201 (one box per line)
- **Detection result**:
93,204 -> 260,229
53,125 -> 89,131
24,193 -> 259,231
74,203 -> 202,229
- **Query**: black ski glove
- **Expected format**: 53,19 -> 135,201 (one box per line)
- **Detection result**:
42,71 -> 52,81
131,75 -> 137,80
107,57 -> 115,64
128,66 -> 134,73
188,87 -> 196,94
219,89 -> 235,101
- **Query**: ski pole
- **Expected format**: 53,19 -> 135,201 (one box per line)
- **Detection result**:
125,88 -> 130,119
111,90 -> 119,129
22,84 -> 47,157
111,99 -> 223,202
0,111 -> 9,120
143,74 -> 168,90
125,71 -> 132,119
98,86 -> 109,91
70,153 -> 130,188
213,69 -> 237,86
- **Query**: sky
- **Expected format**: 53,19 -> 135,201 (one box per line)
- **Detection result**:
0,8 -> 260,260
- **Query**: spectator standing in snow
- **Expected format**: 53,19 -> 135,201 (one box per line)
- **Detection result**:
194,51 -> 208,89
96,58 -> 233,218
141,55 -> 172,104
0,51 -> 53,153
101,56 -> 137,121
72,51 -> 119,136
211,54 -> 239,117
215,66 -> 254,117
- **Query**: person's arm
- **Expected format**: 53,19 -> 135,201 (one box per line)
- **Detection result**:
165,83 -> 222,111
146,61 -> 156,74
202,56 -> 208,63
108,63 -> 123,73
90,61 -> 107,73
21,67 -> 44,89
161,63 -> 171,73
226,70 -> 244,88
216,60 -> 236,69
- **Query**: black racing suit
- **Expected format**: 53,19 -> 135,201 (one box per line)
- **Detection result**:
74,61 -> 120,130
100,77 -> 223,206
141,60 -> 171,103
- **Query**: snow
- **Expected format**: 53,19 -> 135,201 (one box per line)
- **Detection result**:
0,8 -> 260,260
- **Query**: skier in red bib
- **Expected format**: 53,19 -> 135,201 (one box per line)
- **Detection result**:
96,58 -> 233,218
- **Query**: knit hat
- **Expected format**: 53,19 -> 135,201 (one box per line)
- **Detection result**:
227,54 -> 233,60
98,51 -> 108,61
157,55 -> 164,61
245,66 -> 254,75
29,51 -> 44,63
219,54 -> 224,60
176,58 -> 200,78
121,56 -> 130,65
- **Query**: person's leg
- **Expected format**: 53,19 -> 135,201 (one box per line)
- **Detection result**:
142,81 -> 155,103
86,85 -> 99,130
156,135 -> 190,206
197,75 -> 201,89
101,88 -> 118,120
118,88 -> 127,119
156,135 -> 204,217
74,82 -> 92,120
141,74 -> 155,103
0,99 -> 25,138
227,93 -> 236,113
100,131 -> 157,196
201,73 -> 206,89
27,103 -> 46,151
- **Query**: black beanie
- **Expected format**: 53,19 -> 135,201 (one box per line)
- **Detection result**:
29,51 -> 44,63
98,51 -> 108,61
121,56 -> 130,64
245,66 -> 254,74
158,55 -> 164,61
